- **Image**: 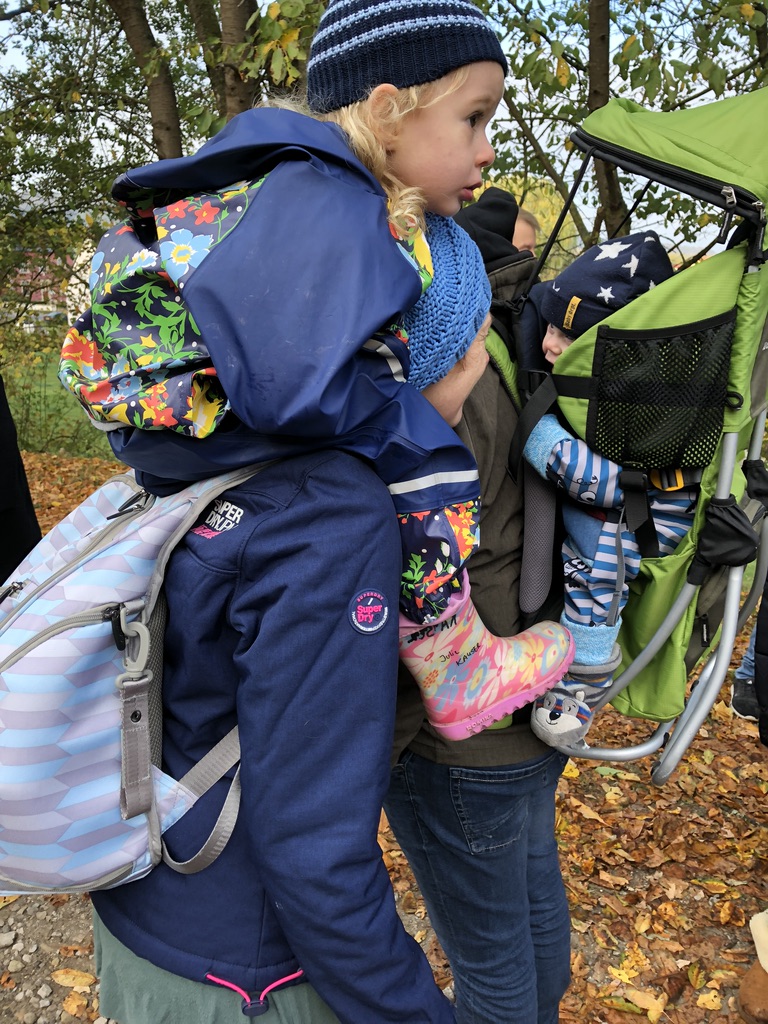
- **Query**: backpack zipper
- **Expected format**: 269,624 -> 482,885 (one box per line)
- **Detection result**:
0,483 -> 156,637
0,581 -> 25,604
0,602 -> 140,674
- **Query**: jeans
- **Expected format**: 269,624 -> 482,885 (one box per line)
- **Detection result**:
384,749 -> 571,1024
736,623 -> 757,680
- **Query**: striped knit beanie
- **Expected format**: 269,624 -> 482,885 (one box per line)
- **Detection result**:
307,0 -> 508,114
402,213 -> 491,391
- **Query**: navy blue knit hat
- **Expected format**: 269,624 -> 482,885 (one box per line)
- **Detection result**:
402,213 -> 491,391
307,0 -> 508,114
541,230 -> 674,339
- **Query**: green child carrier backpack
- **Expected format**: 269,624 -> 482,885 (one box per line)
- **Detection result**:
0,463 -> 266,894
509,90 -> 768,783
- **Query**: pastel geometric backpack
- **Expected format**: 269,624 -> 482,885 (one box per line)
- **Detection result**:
0,463 -> 265,894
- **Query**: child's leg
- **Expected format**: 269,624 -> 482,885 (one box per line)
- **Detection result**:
531,514 -> 639,747
399,574 -> 574,741
531,495 -> 697,748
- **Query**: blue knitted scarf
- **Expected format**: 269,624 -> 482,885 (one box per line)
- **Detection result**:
403,213 -> 491,392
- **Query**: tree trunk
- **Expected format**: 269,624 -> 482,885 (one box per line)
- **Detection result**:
587,0 -> 629,239
755,4 -> 768,77
503,88 -> 591,246
104,0 -> 182,159
184,0 -> 227,120
221,0 -> 258,119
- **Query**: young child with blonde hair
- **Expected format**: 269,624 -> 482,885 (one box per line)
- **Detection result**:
61,0 -> 573,749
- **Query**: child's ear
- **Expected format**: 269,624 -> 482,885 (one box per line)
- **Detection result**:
368,83 -> 400,147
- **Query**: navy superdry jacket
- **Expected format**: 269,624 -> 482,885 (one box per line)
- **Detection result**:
91,449 -> 454,1023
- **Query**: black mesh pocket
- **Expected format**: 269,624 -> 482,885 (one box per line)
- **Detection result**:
586,308 -> 735,470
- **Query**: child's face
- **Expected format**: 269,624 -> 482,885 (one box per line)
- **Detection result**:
386,62 -> 504,216
421,315 -> 491,426
542,323 -> 574,366
512,219 -> 537,253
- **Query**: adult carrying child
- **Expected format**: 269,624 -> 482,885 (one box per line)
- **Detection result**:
60,0 -> 573,744
50,2 -> 575,1022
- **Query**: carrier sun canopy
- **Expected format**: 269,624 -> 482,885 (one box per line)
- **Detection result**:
571,92 -> 768,231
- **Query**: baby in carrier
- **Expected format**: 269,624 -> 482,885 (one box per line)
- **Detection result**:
521,230 -> 700,746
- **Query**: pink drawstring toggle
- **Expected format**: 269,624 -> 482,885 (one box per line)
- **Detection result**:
206,968 -> 305,1018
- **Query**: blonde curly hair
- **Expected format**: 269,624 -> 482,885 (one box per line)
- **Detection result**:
270,67 -> 470,238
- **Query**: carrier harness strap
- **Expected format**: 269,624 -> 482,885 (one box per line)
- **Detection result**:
489,300 -> 515,360
508,371 -> 600,482
519,462 -> 556,616
620,468 -> 703,556
508,375 -> 559,482
490,297 -> 528,410
649,467 -> 704,491
509,371 -> 598,619
618,471 -> 659,559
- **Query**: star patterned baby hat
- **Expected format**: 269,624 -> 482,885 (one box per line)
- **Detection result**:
541,230 -> 674,339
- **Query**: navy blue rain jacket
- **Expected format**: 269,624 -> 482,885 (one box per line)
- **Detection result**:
92,450 -> 454,1023
104,107 -> 480,518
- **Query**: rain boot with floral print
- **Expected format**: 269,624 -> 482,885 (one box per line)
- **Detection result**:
399,574 -> 574,741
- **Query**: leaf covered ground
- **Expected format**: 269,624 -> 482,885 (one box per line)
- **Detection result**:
14,453 -> 768,1024
382,695 -> 766,1024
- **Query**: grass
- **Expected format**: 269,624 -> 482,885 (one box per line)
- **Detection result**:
4,348 -> 112,459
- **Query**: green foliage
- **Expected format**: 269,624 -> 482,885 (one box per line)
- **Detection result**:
0,0 -> 325,327
485,0 -> 768,251
242,0 -> 323,89
0,321 -> 111,456
0,0 -> 158,342
0,0 -> 327,455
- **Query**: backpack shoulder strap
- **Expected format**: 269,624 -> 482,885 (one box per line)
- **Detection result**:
120,462 -> 273,824
486,253 -> 538,366
162,727 -> 243,874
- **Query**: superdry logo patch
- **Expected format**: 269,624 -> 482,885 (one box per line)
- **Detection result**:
349,590 -> 389,634
191,498 -> 245,538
